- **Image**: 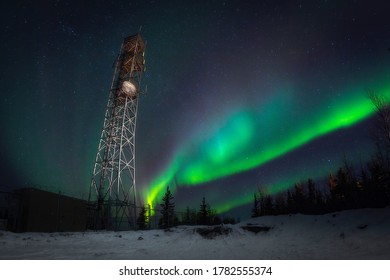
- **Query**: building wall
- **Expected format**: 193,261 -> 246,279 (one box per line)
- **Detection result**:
0,191 -> 22,231
16,188 -> 87,232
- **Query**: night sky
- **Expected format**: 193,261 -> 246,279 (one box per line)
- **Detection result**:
1,0 -> 390,219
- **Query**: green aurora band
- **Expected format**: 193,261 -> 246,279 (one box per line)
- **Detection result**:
144,81 -> 390,212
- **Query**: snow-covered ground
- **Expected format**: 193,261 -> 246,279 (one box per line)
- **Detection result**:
0,207 -> 389,259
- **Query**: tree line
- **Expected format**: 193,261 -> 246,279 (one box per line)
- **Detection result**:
251,159 -> 390,218
252,91 -> 390,217
137,187 -> 237,230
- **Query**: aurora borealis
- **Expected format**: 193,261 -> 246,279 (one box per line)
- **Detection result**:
1,1 -> 390,218
145,77 -> 390,210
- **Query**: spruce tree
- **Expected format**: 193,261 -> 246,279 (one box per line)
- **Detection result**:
257,187 -> 267,216
307,178 -> 316,214
183,206 -> 192,225
315,189 -> 325,214
251,193 -> 260,217
274,193 -> 286,215
367,157 -> 389,207
198,196 -> 210,225
137,205 -> 148,230
263,195 -> 273,216
286,189 -> 295,214
159,186 -> 175,229
294,183 -> 306,213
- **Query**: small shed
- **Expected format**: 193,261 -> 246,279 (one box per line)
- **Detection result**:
14,188 -> 87,232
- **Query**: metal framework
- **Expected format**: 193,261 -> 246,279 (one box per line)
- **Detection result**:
88,33 -> 146,230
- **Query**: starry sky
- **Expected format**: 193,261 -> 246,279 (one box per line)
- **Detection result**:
1,0 -> 390,219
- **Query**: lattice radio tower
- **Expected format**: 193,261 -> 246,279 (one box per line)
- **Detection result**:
88,33 -> 146,230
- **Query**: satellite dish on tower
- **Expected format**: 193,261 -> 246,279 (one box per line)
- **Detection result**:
121,80 -> 137,97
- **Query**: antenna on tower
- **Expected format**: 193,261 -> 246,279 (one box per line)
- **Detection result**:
87,32 -> 147,231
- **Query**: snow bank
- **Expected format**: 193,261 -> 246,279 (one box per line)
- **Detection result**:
0,207 -> 389,259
